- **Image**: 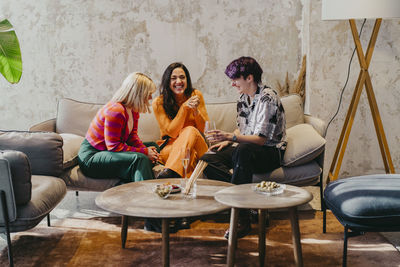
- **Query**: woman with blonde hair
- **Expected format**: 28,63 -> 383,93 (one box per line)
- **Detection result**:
78,72 -> 159,183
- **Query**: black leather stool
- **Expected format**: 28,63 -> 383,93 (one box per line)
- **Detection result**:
323,174 -> 400,267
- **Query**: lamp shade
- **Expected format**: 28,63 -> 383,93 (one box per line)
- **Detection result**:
322,0 -> 400,20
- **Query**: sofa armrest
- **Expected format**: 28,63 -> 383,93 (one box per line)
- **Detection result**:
0,158 -> 17,222
304,114 -> 327,137
29,118 -> 57,132
0,131 -> 63,177
0,150 -> 32,206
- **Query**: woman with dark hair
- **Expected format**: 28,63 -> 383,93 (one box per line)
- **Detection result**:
152,62 -> 209,178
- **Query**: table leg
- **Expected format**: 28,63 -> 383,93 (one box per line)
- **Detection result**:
227,207 -> 239,267
121,215 -> 128,248
162,218 -> 170,267
258,209 -> 266,267
288,207 -> 303,267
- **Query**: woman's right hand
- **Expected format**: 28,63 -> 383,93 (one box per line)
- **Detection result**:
185,96 -> 200,109
147,147 -> 159,163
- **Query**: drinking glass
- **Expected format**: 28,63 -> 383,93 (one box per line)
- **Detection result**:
181,148 -> 190,179
181,147 -> 195,198
204,121 -> 216,154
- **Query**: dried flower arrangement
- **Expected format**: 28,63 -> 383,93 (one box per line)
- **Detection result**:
275,55 -> 306,104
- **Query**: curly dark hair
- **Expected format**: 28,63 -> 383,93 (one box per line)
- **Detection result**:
225,56 -> 263,84
159,62 -> 194,119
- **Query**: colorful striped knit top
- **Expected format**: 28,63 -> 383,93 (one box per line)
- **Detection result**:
85,101 -> 148,154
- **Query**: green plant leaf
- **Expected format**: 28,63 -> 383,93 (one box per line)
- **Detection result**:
0,19 -> 22,84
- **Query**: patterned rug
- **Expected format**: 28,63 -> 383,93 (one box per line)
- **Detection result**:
1,211 -> 399,266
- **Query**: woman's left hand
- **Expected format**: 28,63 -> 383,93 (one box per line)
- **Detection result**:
147,146 -> 159,164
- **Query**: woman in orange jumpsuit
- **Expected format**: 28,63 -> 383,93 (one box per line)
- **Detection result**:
152,62 -> 209,178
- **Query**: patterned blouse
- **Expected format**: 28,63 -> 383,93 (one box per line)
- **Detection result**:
237,85 -> 287,150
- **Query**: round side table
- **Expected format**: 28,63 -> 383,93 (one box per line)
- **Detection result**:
215,183 -> 312,267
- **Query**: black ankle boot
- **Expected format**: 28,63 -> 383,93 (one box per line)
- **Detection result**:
224,209 -> 251,239
144,218 -> 180,233
156,168 -> 181,179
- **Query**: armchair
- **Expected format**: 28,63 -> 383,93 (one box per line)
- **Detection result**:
0,131 -> 67,267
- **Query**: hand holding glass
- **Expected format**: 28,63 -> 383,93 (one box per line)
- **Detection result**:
204,121 -> 216,154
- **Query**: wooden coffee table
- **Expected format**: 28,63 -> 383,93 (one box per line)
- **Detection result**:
215,183 -> 313,267
95,178 -> 231,267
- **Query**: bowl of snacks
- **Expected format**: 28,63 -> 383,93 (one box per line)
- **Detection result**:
252,181 -> 285,196
162,182 -> 181,194
153,184 -> 173,199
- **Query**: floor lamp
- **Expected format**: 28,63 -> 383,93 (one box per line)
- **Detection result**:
321,0 -> 399,182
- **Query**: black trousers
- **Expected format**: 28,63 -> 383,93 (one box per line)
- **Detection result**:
201,143 -> 282,185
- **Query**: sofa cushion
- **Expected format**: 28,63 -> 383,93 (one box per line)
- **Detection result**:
252,160 -> 322,186
283,124 -> 325,167
206,102 -> 237,133
138,107 -> 161,142
281,94 -> 304,128
139,102 -> 239,142
60,165 -> 120,191
56,98 -> 103,137
57,98 -> 162,143
60,133 -> 84,169
7,175 -> 66,232
0,150 -> 32,205
0,131 -> 63,177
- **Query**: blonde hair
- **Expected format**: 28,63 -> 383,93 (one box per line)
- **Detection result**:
111,72 -> 156,113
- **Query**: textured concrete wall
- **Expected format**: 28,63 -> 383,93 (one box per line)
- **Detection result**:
0,0 -> 302,126
1,0 -> 399,178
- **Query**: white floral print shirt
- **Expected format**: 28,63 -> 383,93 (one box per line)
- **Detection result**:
237,85 -> 287,150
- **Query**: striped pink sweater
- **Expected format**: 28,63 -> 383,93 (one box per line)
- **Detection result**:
85,102 -> 148,154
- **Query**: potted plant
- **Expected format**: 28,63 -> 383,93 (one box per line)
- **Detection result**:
0,19 -> 22,83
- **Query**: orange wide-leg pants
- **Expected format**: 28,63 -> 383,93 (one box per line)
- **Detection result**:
159,126 -> 208,177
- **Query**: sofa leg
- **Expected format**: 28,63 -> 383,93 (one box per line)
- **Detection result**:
319,172 -> 327,234
47,214 -> 51,227
343,226 -> 349,267
1,191 -> 14,267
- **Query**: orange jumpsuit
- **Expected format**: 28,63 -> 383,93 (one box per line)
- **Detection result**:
152,89 -> 209,177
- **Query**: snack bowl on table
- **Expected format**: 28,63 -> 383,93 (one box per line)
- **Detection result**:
162,182 -> 181,194
252,181 -> 286,196
153,184 -> 173,199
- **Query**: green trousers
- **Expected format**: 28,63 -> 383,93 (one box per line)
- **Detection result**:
78,139 -> 158,182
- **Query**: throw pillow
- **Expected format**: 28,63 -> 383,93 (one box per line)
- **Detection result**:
60,133 -> 85,169
281,94 -> 305,128
283,123 -> 326,167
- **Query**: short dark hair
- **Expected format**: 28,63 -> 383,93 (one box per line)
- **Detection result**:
159,62 -> 193,119
224,56 -> 263,84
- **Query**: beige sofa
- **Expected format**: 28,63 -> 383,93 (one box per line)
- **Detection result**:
30,94 -> 327,196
